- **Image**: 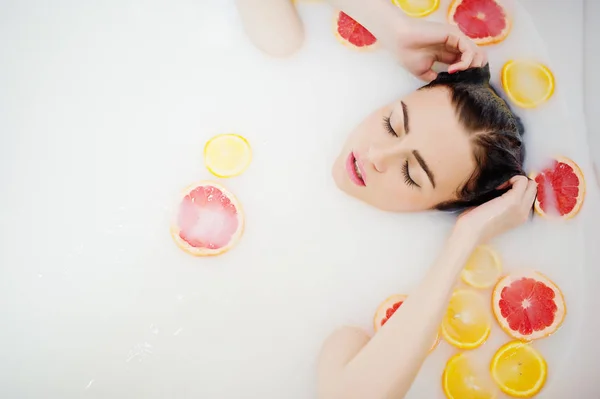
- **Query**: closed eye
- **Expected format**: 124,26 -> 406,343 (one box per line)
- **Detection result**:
402,160 -> 419,188
382,115 -> 397,137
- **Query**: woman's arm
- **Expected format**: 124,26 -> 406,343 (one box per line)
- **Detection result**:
319,177 -> 538,399
322,228 -> 477,399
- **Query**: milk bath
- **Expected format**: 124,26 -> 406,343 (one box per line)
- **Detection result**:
0,0 -> 596,398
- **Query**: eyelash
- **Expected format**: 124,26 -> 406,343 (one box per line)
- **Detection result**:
382,116 -> 397,137
402,160 -> 417,188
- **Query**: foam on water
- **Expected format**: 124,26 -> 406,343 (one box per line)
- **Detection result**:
0,0 -> 596,398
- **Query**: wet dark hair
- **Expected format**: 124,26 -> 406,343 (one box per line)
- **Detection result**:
420,64 -> 526,212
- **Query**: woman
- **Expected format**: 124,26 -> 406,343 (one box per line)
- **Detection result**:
236,1 -> 538,397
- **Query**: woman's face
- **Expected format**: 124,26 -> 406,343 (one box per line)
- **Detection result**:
332,87 -> 477,212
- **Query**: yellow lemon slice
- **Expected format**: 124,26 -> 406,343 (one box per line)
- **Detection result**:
392,0 -> 439,17
501,60 -> 555,109
441,289 -> 491,349
490,341 -> 547,398
204,134 -> 252,178
443,353 -> 497,399
461,245 -> 502,289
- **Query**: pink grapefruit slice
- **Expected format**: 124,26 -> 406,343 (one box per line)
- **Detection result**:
531,157 -> 586,219
448,0 -> 511,45
492,271 -> 566,341
333,11 -> 377,50
171,181 -> 244,256
373,294 -> 440,351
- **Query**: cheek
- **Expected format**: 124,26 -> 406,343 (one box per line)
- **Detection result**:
371,179 -> 430,212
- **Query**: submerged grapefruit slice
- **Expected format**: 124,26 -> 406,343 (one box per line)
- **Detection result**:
501,60 -> 555,108
373,294 -> 440,351
490,341 -> 547,398
443,353 -> 497,399
448,0 -> 510,45
441,289 -> 491,349
392,0 -> 440,18
531,157 -> 585,219
461,245 -> 502,289
492,271 -> 566,341
171,181 -> 244,256
333,11 -> 377,50
204,134 -> 252,178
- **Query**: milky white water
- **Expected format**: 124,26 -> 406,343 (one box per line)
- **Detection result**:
0,0 -> 597,398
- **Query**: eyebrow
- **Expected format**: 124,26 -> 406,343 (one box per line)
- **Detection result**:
412,150 -> 436,188
401,101 -> 409,134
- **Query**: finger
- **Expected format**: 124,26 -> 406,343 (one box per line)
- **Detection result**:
435,50 -> 461,65
522,179 -> 538,212
471,50 -> 487,68
419,69 -> 438,82
446,33 -> 479,72
448,48 -> 475,73
506,175 -> 529,198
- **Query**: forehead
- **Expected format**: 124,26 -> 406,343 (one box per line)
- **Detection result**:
403,87 -> 476,195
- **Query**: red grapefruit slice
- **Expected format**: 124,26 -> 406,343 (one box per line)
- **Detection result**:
531,157 -> 586,219
171,181 -> 244,256
448,0 -> 511,45
373,294 -> 440,351
333,11 -> 377,50
492,271 -> 566,341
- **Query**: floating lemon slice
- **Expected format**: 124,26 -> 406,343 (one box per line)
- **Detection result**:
441,289 -> 491,349
490,341 -> 547,398
501,60 -> 555,108
461,245 -> 502,289
443,353 -> 497,399
393,0 -> 440,17
204,134 -> 252,178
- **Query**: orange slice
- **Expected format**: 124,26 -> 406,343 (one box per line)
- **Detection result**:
490,341 -> 547,398
373,294 -> 440,352
171,181 -> 245,256
501,60 -> 555,108
461,245 -> 502,289
333,11 -> 377,50
448,0 -> 511,45
441,289 -> 491,349
392,0 -> 440,17
531,157 -> 586,219
443,353 -> 497,399
204,134 -> 252,178
492,271 -> 566,341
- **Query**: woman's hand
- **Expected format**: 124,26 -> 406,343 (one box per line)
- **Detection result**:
392,19 -> 488,82
455,176 -> 538,245
324,0 -> 486,81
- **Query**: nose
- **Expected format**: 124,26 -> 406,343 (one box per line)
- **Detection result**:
367,143 -> 403,173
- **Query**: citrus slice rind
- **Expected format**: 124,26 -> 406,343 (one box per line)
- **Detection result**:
443,353 -> 498,399
171,181 -> 245,257
492,271 -> 566,341
333,11 -> 378,50
392,0 -> 440,18
204,134 -> 252,178
441,289 -> 491,349
461,245 -> 502,289
490,341 -> 547,398
501,60 -> 555,109
373,294 -> 439,352
448,0 -> 511,45
531,156 -> 586,219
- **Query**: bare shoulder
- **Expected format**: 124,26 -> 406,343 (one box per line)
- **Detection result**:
235,0 -> 304,57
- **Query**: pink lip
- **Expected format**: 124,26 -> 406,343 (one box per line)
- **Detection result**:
346,152 -> 366,186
